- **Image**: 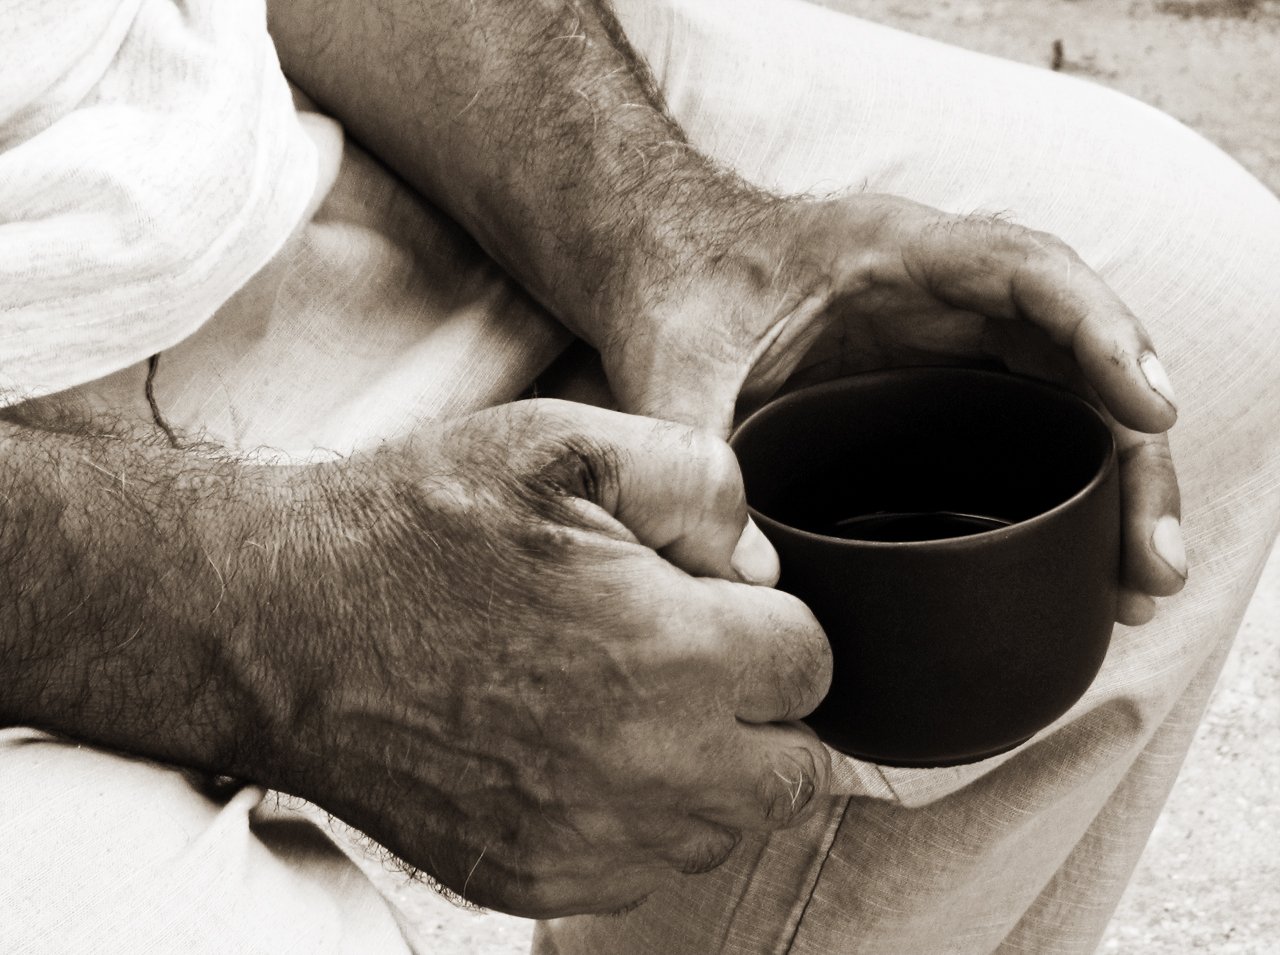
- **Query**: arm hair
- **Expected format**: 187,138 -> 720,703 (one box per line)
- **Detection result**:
0,404 -> 333,779
266,0 -> 778,342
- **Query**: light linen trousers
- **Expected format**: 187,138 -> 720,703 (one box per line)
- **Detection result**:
2,0 -> 1278,952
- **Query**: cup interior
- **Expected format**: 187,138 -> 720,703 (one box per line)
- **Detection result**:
734,369 -> 1113,543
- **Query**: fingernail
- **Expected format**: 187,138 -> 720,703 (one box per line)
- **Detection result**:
1140,353 -> 1177,412
730,517 -> 780,585
1151,515 -> 1188,580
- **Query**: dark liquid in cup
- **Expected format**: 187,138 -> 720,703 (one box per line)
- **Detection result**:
823,511 -> 1012,542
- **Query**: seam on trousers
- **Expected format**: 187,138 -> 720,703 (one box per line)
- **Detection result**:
777,796 -> 853,955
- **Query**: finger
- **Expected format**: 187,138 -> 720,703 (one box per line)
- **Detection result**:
968,332 -> 1187,603
695,722 -> 831,833
701,580 -> 832,722
1113,423 -> 1187,598
1013,242 -> 1177,433
910,215 -> 1178,434
641,817 -> 742,876
545,401 -> 778,583
476,863 -> 663,919
979,318 -> 1086,392
1117,589 -> 1158,626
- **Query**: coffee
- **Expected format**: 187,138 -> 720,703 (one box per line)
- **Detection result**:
824,511 -> 1011,542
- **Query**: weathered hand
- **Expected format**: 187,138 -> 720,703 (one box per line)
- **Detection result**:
271,399 -> 830,917
599,194 -> 1186,625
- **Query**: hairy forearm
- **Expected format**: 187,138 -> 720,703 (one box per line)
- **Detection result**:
267,0 -> 771,339
0,413 -> 326,778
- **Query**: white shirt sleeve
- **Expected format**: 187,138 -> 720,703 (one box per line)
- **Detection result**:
0,0 -> 318,405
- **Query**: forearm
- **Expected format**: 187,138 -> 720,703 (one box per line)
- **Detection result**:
0,414 -> 326,779
267,0 -> 773,340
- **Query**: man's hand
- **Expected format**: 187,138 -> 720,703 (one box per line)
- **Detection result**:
596,194 -> 1187,626
0,399 -> 830,918
283,400 -> 831,916
266,0 -> 1184,627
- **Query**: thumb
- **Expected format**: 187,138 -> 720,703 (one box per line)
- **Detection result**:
609,413 -> 777,584
547,401 -> 778,584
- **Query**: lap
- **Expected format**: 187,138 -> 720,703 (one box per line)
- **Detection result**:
539,1 -> 1280,952
0,728 -> 410,954
22,3 -> 1277,952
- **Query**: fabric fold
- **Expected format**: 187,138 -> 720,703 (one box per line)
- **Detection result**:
0,0 -> 316,406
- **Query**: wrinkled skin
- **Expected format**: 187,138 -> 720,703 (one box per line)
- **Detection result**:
597,195 -> 1187,624
269,400 -> 832,917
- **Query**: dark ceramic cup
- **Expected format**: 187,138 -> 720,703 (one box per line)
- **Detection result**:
730,368 -> 1120,767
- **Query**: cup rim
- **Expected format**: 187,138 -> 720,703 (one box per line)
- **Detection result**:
731,367 -> 1118,550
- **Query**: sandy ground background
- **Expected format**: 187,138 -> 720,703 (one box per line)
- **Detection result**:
362,1 -> 1280,951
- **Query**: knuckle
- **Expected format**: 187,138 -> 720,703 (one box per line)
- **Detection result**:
954,211 -> 1026,247
1119,434 -> 1175,469
766,669 -> 802,724
513,516 -> 590,557
679,431 -> 746,524
1025,227 -> 1073,255
453,857 -> 552,917
696,431 -> 745,495
676,826 -> 741,875
791,653 -> 833,718
985,219 -> 1070,265
757,746 -> 820,826
482,854 -> 630,920
501,884 -> 572,920
539,434 -> 617,504
796,607 -> 834,681
1011,229 -> 1066,272
775,595 -> 834,710
607,891 -> 657,917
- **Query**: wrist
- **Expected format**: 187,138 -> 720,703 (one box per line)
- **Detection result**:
192,460 -> 341,782
579,168 -> 787,343
580,194 -> 852,429
0,428 -> 337,787
249,440 -> 459,797
94,455 -> 332,783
